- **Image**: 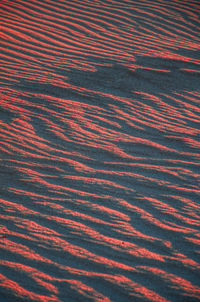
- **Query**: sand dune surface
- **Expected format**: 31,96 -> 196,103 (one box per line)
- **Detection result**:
0,0 -> 200,301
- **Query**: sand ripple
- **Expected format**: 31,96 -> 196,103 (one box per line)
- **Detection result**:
0,0 -> 200,301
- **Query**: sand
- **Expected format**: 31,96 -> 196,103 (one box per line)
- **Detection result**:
0,0 -> 200,301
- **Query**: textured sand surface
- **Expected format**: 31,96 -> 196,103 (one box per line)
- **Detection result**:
0,1 -> 200,301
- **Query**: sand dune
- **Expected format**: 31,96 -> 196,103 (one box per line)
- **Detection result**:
0,0 -> 200,301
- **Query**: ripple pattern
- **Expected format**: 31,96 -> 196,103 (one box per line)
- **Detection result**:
0,0 -> 200,301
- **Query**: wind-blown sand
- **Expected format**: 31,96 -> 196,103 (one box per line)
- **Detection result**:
0,0 -> 200,301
